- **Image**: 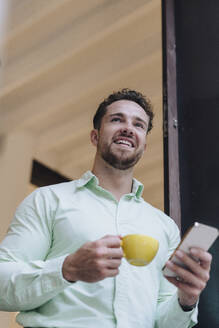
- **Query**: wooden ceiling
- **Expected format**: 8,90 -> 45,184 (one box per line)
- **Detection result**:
0,0 -> 164,209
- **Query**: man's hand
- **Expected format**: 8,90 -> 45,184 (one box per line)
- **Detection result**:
164,247 -> 212,307
62,235 -> 123,283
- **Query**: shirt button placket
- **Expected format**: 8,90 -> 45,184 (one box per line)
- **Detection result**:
113,198 -> 131,327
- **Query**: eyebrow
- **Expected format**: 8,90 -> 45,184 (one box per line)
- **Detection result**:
109,112 -> 148,127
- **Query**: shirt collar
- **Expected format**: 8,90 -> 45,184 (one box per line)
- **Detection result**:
131,177 -> 144,199
76,171 -> 144,199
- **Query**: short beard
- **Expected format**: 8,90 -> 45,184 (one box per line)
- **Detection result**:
99,143 -> 143,170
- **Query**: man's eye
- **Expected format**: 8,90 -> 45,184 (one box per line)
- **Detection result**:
111,117 -> 121,122
135,122 -> 144,129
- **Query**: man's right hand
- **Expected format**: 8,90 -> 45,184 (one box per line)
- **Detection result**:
62,235 -> 123,283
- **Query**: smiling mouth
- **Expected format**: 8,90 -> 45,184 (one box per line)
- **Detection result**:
114,139 -> 134,148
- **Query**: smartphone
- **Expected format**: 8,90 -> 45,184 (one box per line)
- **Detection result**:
163,222 -> 219,277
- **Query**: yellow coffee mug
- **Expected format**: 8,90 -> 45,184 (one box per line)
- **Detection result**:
121,234 -> 159,266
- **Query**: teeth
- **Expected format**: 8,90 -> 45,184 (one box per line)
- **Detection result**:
115,140 -> 132,147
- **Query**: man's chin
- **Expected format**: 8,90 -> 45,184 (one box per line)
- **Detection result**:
102,153 -> 140,170
110,162 -> 135,170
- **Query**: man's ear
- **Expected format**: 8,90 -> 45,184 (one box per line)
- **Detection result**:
90,129 -> 99,146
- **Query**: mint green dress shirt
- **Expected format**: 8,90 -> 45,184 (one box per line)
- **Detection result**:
0,171 -> 198,328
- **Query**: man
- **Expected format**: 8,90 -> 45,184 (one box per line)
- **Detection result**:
0,89 -> 212,328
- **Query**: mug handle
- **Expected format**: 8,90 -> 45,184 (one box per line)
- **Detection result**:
120,240 -> 126,258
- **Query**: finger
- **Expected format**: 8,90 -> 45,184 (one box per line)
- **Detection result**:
91,246 -> 123,261
165,275 -> 189,288
105,268 -> 120,277
175,250 -> 210,282
100,235 -> 122,248
165,276 -> 200,298
108,247 -> 123,258
165,260 -> 206,290
190,248 -> 212,270
107,259 -> 122,269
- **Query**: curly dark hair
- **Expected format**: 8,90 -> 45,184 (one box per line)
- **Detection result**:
93,88 -> 154,133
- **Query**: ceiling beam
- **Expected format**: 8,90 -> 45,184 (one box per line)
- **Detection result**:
2,0 -> 158,95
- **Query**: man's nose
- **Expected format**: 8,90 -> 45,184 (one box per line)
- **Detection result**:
120,126 -> 134,136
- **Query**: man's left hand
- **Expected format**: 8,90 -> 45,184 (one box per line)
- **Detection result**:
164,247 -> 212,307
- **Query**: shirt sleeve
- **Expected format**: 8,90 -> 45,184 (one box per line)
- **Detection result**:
0,188 -> 72,312
155,217 -> 198,328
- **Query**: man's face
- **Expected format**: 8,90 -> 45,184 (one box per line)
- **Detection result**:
92,100 -> 149,170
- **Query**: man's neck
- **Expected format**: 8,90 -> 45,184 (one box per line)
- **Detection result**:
92,158 -> 134,201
